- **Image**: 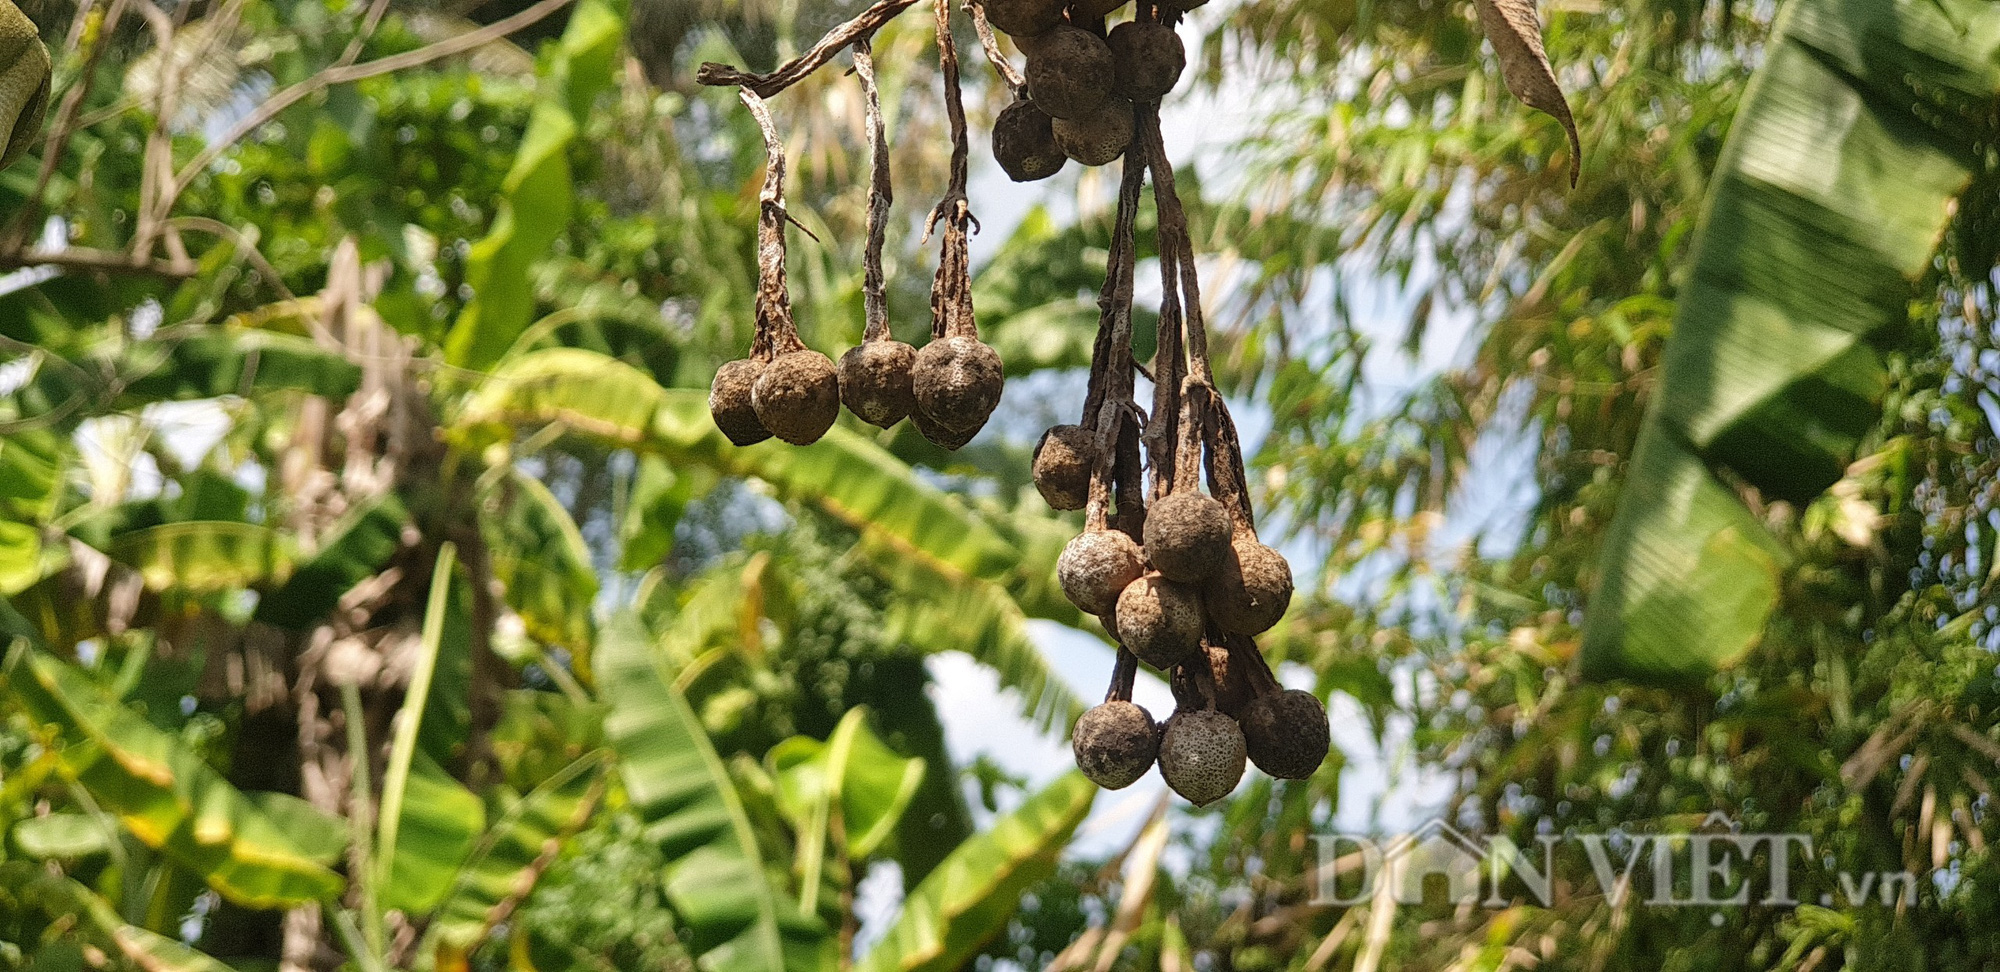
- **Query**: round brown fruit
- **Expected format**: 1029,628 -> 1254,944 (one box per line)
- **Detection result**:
1057,529 -> 1146,616
1025,27 -> 1115,120
1240,689 -> 1329,779
1205,535 -> 1293,635
1114,572 -> 1204,670
1032,424 -> 1096,511
911,335 -> 1004,434
1158,709 -> 1246,806
1143,491 -> 1233,583
1108,21 -> 1185,101
710,358 -> 772,446
981,0 -> 1064,39
992,100 -> 1067,183
751,350 -> 840,445
839,340 -> 917,428
1072,700 -> 1158,789
1052,98 -> 1134,166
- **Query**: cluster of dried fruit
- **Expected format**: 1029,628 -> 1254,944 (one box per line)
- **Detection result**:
707,6 -> 1004,452
982,0 -> 1187,178
696,0 -> 1579,806
1041,101 -> 1328,802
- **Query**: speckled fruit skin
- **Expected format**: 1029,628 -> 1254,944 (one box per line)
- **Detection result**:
1072,700 -> 1159,789
1108,21 -> 1184,101
839,340 -> 918,428
751,349 -> 841,445
911,335 -> 1004,433
1051,98 -> 1134,166
1033,425 -> 1096,511
1025,27 -> 1115,120
711,358 -> 772,446
1058,529 -> 1146,616
1206,535 -> 1294,635
1240,689 -> 1329,779
1114,573 -> 1204,669
981,0 -> 1065,38
1158,709 -> 1246,806
1143,491 -> 1233,583
993,100 -> 1067,183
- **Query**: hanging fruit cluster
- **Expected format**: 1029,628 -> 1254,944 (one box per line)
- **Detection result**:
695,0 -> 1577,804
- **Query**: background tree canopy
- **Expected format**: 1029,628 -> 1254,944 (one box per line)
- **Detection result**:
0,0 -> 1995,969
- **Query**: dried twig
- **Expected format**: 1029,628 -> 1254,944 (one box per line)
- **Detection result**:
695,0 -> 921,98
855,39 -> 893,343
966,0 -> 1026,93
740,89 -> 805,359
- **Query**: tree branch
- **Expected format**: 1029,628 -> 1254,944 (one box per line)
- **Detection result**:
695,0 -> 921,98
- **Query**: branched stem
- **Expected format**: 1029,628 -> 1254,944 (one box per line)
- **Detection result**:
696,0 -> 922,97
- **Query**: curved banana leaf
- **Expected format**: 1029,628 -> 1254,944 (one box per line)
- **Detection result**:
107,521 -> 291,593
482,470 -> 598,665
0,863 -> 235,972
856,772 -> 1096,972
256,494 -> 409,628
422,752 -> 609,961
443,0 -> 624,372
596,612 -> 835,972
1582,0 -> 2000,684
0,645 -> 346,907
769,707 -> 926,912
117,331 -> 363,404
0,0 -> 49,174
461,348 -> 1087,726
380,756 -> 486,916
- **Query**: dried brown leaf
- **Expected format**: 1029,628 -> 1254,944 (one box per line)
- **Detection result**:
1473,0 -> 1580,187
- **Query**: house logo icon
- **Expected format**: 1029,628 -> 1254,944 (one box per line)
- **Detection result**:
1380,819 -> 1488,904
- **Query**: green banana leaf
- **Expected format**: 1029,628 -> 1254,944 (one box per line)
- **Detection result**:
596,612 -> 835,972
117,331 -> 364,404
106,521 -> 291,593
380,755 -> 487,915
0,644 -> 346,907
0,0 -> 50,174
460,348 -> 1087,726
0,862 -> 236,972
856,772 -> 1097,972
443,0 -> 624,372
768,707 -> 927,912
482,470 -> 598,664
255,494 -> 409,628
1582,0 -> 2000,684
421,752 -> 609,960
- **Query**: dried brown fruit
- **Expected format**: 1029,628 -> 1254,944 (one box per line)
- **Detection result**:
1108,21 -> 1184,102
1115,572 -> 1203,670
980,0 -> 1065,39
1072,700 -> 1158,789
1158,708 -> 1246,805
1025,26 -> 1115,120
1032,425 -> 1096,511
1058,529 -> 1146,616
1240,688 -> 1329,780
992,99 -> 1067,183
1051,97 -> 1133,166
912,335 -> 1004,434
1205,534 -> 1293,635
1143,491 -> 1232,583
751,349 -> 841,445
839,339 -> 918,428
710,358 -> 772,446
